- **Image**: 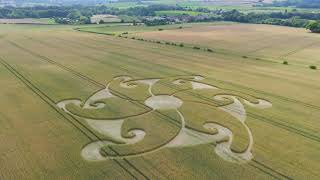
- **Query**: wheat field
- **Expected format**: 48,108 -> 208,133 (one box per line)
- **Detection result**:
0,23 -> 319,179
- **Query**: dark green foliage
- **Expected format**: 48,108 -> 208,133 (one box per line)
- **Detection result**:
1,4 -> 319,28
193,46 -> 201,50
306,21 -> 320,33
309,65 -> 317,70
283,61 -> 289,65
267,0 -> 320,9
262,17 -> 309,28
207,48 -> 213,52
144,19 -> 170,26
132,20 -> 137,26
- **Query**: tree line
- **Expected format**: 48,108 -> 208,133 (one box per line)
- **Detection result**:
0,4 -> 319,33
265,0 -> 320,9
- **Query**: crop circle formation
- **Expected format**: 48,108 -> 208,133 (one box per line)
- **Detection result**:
57,75 -> 272,164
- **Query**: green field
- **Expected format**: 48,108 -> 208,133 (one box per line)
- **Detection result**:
76,22 -> 235,35
155,10 -> 207,16
0,22 -> 319,179
0,18 -> 57,25
104,0 -> 320,13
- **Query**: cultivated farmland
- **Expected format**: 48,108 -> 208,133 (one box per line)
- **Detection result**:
0,23 -> 319,179
132,23 -> 320,67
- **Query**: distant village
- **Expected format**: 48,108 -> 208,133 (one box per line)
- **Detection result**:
0,0 -> 16,7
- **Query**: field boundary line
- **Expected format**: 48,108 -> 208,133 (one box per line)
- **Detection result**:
251,159 -> 293,180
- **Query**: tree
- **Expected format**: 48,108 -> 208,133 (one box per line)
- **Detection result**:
67,10 -> 81,20
306,21 -> 320,33
79,16 -> 90,24
99,20 -> 104,24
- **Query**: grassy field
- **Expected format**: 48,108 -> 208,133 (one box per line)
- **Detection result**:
0,23 -> 319,179
0,18 -> 56,24
110,0 -> 320,13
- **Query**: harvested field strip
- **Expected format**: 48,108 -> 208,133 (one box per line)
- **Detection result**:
0,58 -> 149,180
16,36 -> 319,143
